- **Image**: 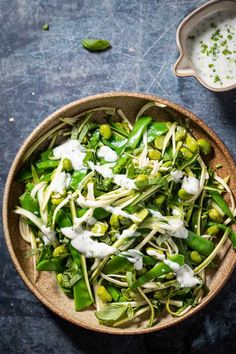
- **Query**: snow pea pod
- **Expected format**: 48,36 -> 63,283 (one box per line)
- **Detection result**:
19,191 -> 39,214
208,190 -> 235,221
185,231 -> 215,256
147,121 -> 168,143
36,160 -> 59,170
70,170 -> 87,190
36,255 -> 67,272
113,116 -> 152,174
132,254 -> 185,289
103,256 -> 133,274
68,243 -> 93,310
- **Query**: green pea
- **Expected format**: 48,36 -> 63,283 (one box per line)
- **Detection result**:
62,158 -> 73,171
99,124 -> 112,139
178,188 -> 192,200
180,147 -> 193,160
53,244 -> 67,257
165,272 -> 175,280
208,209 -> 223,223
207,225 -> 220,236
148,150 -> 161,161
57,273 -> 63,284
197,139 -> 212,156
162,161 -> 172,167
154,194 -> 166,208
51,195 -> 64,205
154,135 -> 166,150
135,174 -> 148,182
186,135 -> 198,153
190,250 -> 202,264
175,127 -> 186,142
121,122 -> 130,132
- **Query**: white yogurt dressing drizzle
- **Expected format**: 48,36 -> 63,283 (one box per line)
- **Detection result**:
61,226 -> 117,258
53,139 -> 86,170
186,10 -> 236,88
97,146 -> 118,162
51,171 -> 71,195
181,176 -> 200,196
146,249 -> 200,288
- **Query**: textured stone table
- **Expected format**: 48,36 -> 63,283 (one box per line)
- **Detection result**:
0,1 -> 235,353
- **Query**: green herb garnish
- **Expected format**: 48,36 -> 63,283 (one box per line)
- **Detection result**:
81,38 -> 111,52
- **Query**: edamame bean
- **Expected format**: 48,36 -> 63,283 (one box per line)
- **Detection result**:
208,209 -> 223,223
186,135 -> 198,153
97,285 -> 112,303
178,188 -> 192,200
154,194 -> 166,208
53,244 -> 67,257
197,139 -> 212,156
148,150 -> 161,161
207,225 -> 219,236
100,124 -> 112,139
180,147 -> 193,160
190,250 -> 202,264
63,158 -> 73,171
154,135 -> 165,150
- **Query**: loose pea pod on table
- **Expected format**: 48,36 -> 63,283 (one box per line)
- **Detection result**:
15,102 -> 236,329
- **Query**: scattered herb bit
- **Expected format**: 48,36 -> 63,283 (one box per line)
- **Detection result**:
227,34 -> 233,40
208,63 -> 214,68
42,24 -> 49,31
222,48 -> 232,56
214,74 -> 221,84
81,38 -> 111,52
188,35 -> 195,40
211,23 -> 217,28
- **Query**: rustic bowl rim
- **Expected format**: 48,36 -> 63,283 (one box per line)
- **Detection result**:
2,91 -> 236,335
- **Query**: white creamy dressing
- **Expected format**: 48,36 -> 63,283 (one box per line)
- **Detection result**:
53,139 -> 86,170
97,146 -> 118,162
165,218 -> 188,239
120,249 -> 143,270
146,249 -> 199,288
51,171 -> 71,195
104,206 -> 141,222
89,162 -> 137,190
113,175 -> 137,190
181,176 -> 200,196
118,227 -> 141,239
41,225 -> 56,244
186,10 -> 236,88
171,170 -> 183,183
61,226 -> 117,258
149,210 -> 188,239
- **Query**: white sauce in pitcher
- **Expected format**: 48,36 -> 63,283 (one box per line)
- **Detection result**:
186,10 -> 236,88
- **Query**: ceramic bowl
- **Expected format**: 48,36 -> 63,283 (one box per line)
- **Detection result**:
3,92 -> 236,334
174,0 -> 236,92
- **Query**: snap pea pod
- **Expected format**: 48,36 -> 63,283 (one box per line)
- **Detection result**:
147,121 -> 168,143
68,243 -> 93,311
41,148 -> 53,161
106,285 -> 121,301
185,231 -> 215,256
36,160 -> 59,170
16,167 -> 32,182
20,191 -> 39,214
36,255 -> 68,272
70,170 -> 87,190
208,190 -> 235,221
103,256 -> 133,274
113,116 -> 152,174
135,175 -> 171,190
132,254 -> 185,289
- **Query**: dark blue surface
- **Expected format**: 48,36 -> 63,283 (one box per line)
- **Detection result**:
0,1 -> 235,353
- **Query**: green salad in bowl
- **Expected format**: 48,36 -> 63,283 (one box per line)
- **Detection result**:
15,102 -> 236,328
